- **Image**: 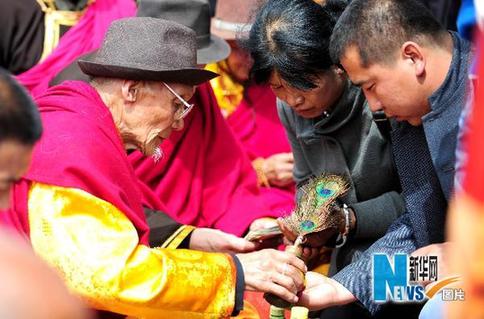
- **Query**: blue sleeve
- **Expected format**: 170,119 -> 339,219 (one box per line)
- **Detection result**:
332,213 -> 417,315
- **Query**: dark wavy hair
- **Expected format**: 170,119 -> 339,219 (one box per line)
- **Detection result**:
244,0 -> 348,90
0,68 -> 42,145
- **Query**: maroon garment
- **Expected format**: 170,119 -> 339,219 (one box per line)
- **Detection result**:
226,84 -> 295,213
1,81 -> 156,245
129,82 -> 280,236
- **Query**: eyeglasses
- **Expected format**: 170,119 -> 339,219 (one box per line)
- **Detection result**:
162,82 -> 194,120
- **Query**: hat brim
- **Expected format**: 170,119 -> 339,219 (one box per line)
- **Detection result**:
197,34 -> 231,64
78,60 -> 218,86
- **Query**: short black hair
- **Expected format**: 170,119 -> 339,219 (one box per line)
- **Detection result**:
0,68 -> 42,145
244,0 -> 347,90
330,0 -> 447,67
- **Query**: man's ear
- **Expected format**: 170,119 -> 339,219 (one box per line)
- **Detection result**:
121,80 -> 142,103
333,64 -> 345,75
401,41 -> 426,77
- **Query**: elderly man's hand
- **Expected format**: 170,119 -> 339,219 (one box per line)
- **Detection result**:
236,249 -> 307,304
297,272 -> 356,310
189,228 -> 257,254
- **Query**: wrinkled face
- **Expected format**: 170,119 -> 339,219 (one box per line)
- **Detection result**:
124,81 -> 195,157
268,69 -> 345,119
226,40 -> 253,83
340,45 -> 430,126
0,140 -> 33,209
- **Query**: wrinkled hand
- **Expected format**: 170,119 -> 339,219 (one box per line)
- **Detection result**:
297,272 -> 356,310
411,242 -> 455,288
189,228 -> 257,254
263,153 -> 294,187
236,249 -> 307,304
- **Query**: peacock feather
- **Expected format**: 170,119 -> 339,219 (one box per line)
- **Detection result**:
282,174 -> 348,237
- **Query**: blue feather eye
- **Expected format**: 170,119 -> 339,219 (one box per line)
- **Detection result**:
317,187 -> 334,197
315,181 -> 340,207
300,220 -> 316,232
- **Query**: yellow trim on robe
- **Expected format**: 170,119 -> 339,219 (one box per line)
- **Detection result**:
159,225 -> 196,249
36,0 -> 90,61
28,182 -> 236,319
206,61 -> 244,117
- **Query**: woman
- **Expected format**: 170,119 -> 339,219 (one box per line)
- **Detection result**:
246,0 -> 405,276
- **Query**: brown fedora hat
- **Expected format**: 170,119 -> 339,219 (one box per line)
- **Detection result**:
78,17 -> 217,85
137,0 -> 230,64
211,0 -> 264,40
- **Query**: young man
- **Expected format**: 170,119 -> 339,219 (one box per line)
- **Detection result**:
294,0 -> 472,316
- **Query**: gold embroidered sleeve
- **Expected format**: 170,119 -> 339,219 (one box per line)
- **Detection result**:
28,182 -> 236,319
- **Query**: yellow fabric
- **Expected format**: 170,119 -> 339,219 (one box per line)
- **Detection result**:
36,0 -> 90,61
28,182 -> 236,319
206,61 -> 244,117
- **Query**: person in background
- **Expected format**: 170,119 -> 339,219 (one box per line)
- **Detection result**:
0,68 -> 91,319
448,28 -> 484,319
0,0 -> 136,97
0,0 -> 94,75
207,0 -> 296,216
447,2 -> 482,318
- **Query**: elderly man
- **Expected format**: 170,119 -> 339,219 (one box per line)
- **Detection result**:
3,18 -> 306,318
51,0 -> 286,238
0,68 -> 90,319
